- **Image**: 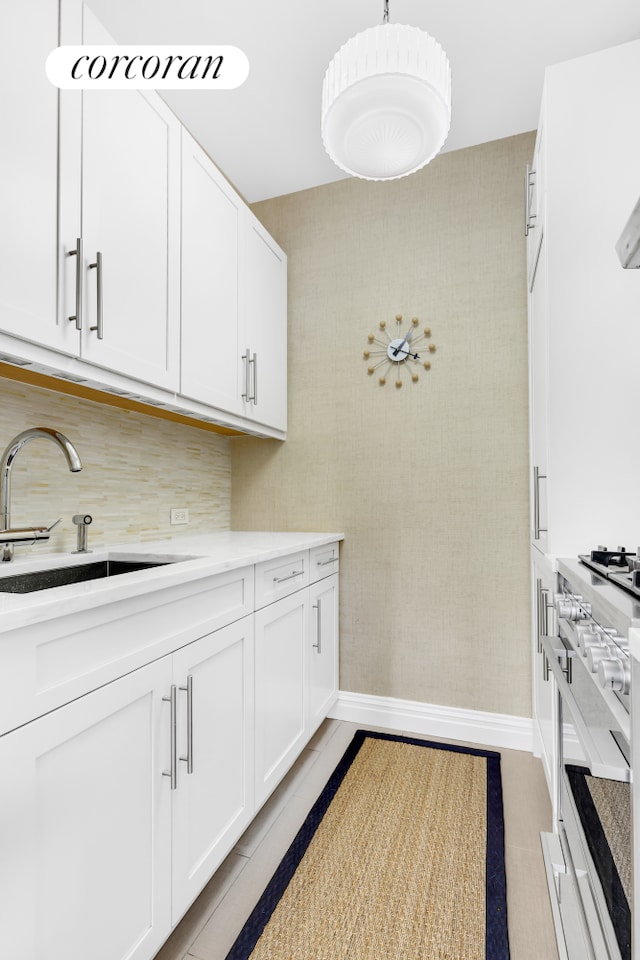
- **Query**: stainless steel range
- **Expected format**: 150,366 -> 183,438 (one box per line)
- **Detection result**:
540,548 -> 640,960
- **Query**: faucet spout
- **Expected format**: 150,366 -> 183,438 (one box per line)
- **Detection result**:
0,428 -> 83,560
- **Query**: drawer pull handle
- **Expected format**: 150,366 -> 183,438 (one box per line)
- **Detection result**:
241,349 -> 257,404
273,570 -> 304,584
313,599 -> 322,653
533,465 -> 547,539
316,556 -> 338,567
162,684 -> 177,790
67,237 -> 83,330
89,251 -> 104,339
179,675 -> 194,775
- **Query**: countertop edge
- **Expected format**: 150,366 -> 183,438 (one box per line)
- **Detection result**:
0,531 -> 344,633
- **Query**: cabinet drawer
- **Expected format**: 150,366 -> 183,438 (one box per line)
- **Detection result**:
309,542 -> 340,583
254,552 -> 309,609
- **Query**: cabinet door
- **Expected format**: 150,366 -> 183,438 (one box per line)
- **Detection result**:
0,657 -> 173,960
59,3 -> 180,389
171,618 -> 254,923
181,130 -> 243,413
254,590 -> 308,808
526,123 -> 544,289
0,1 -> 61,349
531,554 -> 557,812
529,231 -> 549,551
239,215 -> 287,432
308,574 -> 339,736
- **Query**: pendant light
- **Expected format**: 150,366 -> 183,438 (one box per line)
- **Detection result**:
321,0 -> 451,181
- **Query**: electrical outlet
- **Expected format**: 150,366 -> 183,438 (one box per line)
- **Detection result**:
170,508 -> 189,525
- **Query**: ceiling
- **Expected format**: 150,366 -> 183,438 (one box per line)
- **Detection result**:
88,0 -> 640,204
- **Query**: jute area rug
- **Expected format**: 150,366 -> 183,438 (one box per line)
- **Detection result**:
225,730 -> 510,960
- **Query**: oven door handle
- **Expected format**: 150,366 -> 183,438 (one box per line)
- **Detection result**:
540,634 -> 630,782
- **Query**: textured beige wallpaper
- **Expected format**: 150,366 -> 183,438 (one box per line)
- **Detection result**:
233,132 -> 535,718
0,379 -> 231,554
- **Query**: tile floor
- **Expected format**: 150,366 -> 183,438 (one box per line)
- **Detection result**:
153,719 -> 559,960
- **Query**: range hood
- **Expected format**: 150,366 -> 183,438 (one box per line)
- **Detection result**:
616,195 -> 640,268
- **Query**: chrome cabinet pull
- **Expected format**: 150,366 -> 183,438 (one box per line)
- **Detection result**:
273,569 -> 304,584
524,163 -> 536,237
533,465 -> 547,539
162,684 -> 177,790
89,251 -> 104,339
250,352 -> 257,404
67,237 -> 83,330
241,348 -> 250,400
316,556 -> 338,567
313,599 -> 322,653
536,579 -> 543,653
241,349 -> 257,404
179,675 -> 194,775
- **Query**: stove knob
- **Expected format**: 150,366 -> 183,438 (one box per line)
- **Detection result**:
598,658 -> 631,694
587,645 -> 616,673
556,598 -> 591,620
580,632 -> 604,656
575,623 -> 594,644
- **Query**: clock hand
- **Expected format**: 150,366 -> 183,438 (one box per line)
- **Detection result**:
392,329 -> 412,357
394,344 -> 420,360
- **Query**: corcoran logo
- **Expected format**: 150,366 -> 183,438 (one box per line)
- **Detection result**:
46,45 -> 249,89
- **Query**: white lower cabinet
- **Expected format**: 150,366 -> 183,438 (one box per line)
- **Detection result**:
0,545 -> 339,960
254,567 -> 340,808
171,618 -> 254,922
309,574 -> 339,736
0,622 -> 255,960
532,549 -> 557,812
0,656 -> 173,960
254,590 -> 310,809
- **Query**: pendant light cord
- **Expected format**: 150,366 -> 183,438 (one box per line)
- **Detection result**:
383,0 -> 389,24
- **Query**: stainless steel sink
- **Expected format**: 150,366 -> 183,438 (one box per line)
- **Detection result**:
0,554 -> 195,594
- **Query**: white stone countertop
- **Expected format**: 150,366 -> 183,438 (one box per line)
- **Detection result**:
0,531 -> 344,632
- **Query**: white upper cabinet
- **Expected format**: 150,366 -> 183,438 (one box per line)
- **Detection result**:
0,0 -> 287,435
0,1 -> 60,348
180,131 -> 243,413
58,2 -> 180,390
240,214 -> 287,432
181,133 -> 287,431
528,39 -> 640,557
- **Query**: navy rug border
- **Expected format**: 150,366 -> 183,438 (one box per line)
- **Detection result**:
224,729 -> 510,960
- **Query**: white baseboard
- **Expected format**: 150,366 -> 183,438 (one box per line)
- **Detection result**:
328,690 -> 534,753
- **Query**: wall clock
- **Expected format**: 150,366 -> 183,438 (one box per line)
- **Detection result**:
363,314 -> 436,387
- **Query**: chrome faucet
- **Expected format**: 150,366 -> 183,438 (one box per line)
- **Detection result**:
0,427 -> 82,561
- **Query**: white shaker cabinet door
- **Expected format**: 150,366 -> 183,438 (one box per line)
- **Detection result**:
239,215 -> 287,432
171,617 -> 255,924
531,552 -> 557,812
529,232 -> 549,552
181,130 -> 243,414
308,574 -> 339,736
59,3 -> 180,390
0,656 -> 173,960
0,1 -> 61,349
254,590 -> 309,809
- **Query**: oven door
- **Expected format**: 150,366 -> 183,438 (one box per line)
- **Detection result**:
540,631 -> 631,960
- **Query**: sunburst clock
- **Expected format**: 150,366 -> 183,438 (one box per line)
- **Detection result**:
363,314 -> 436,387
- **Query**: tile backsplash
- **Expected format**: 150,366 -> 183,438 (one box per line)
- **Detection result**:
0,378 -> 231,555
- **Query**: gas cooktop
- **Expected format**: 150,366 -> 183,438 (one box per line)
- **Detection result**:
578,546 -> 640,599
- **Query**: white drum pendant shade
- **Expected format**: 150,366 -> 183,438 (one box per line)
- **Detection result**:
321,24 -> 451,181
